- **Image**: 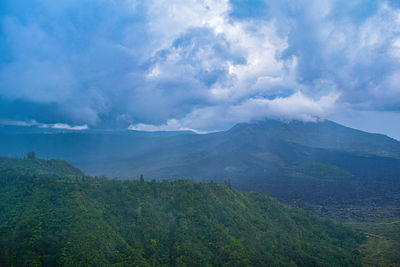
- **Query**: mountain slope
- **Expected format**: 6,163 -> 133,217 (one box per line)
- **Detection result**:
229,120 -> 400,158
1,120 -> 400,221
0,157 -> 364,266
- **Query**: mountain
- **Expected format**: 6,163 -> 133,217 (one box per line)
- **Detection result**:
229,120 -> 400,158
1,119 -> 400,221
0,157 -> 364,266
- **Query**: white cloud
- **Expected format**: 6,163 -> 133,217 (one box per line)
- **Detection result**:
50,123 -> 88,130
128,119 -> 202,133
294,1 -> 400,107
0,119 -> 88,130
145,0 -> 295,104
0,119 -> 39,127
145,0 -> 230,52
129,92 -> 339,132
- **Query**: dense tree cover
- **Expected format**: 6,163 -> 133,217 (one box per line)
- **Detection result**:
0,158 -> 364,266
0,156 -> 84,178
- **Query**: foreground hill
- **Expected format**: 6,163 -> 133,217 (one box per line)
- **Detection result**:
1,120 -> 400,221
0,157 -> 363,266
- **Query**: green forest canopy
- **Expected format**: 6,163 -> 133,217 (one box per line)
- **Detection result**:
0,157 -> 364,266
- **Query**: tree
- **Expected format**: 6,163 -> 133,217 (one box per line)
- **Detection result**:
27,152 -> 36,159
149,239 -> 157,267
224,179 -> 232,189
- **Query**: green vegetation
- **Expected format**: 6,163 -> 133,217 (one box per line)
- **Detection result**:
295,160 -> 352,180
346,220 -> 400,266
0,155 -> 84,178
0,157 -> 364,266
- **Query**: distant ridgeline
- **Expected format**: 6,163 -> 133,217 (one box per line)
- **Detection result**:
0,154 -> 84,178
0,156 -> 364,266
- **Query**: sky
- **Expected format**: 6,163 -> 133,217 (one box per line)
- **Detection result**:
0,0 -> 400,139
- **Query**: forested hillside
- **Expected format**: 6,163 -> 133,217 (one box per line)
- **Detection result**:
0,157 -> 364,266
0,155 -> 84,177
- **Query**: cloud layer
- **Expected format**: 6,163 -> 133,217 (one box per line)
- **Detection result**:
0,119 -> 88,130
0,0 -> 399,131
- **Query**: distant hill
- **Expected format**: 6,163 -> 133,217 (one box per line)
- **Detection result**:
0,157 -> 363,266
1,119 -> 400,221
0,155 -> 84,177
229,120 -> 400,158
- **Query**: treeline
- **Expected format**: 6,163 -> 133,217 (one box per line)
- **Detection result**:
0,156 -> 84,177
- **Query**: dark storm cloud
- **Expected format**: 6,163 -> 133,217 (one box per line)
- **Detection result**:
0,0 -> 399,132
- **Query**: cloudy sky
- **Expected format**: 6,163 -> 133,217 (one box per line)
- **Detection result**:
1,0 -> 400,138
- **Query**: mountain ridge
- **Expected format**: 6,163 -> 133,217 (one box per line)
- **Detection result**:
225,119 -> 400,158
